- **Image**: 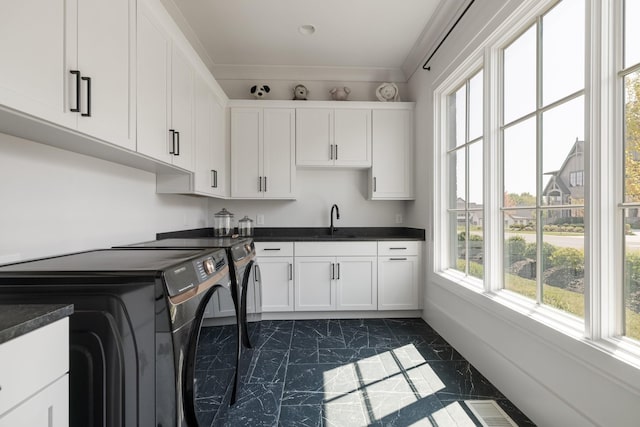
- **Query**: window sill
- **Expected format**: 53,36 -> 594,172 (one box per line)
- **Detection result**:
431,270 -> 640,388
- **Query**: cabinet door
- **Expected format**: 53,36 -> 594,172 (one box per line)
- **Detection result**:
231,108 -> 262,198
210,98 -> 227,197
0,375 -> 69,427
76,0 -> 135,150
258,257 -> 294,312
378,255 -> 419,310
336,256 -> 377,310
334,109 -> 371,167
170,44 -> 194,171
136,5 -> 172,164
193,76 -> 215,195
295,257 -> 335,311
371,109 -> 414,199
263,108 -> 295,198
296,108 -> 333,166
0,0 -> 76,128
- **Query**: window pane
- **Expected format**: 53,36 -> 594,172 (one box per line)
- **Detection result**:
504,210 -> 537,300
450,212 -> 467,273
468,70 -> 484,141
448,85 -> 466,149
504,25 -> 537,123
468,215 -> 484,279
468,140 -> 483,205
625,0 -> 640,68
542,208 -> 585,318
449,148 -> 466,209
624,71 -> 640,203
504,118 -> 537,204
624,209 -> 640,341
542,96 -> 585,206
542,0 -> 585,106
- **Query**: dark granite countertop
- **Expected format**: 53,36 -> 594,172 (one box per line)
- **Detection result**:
0,304 -> 73,345
158,227 -> 425,242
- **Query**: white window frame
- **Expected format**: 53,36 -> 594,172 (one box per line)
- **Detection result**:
445,70 -> 485,283
433,0 -> 640,351
612,0 -> 640,353
433,0 -> 640,371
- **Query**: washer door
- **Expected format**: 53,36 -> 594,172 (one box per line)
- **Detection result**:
182,282 -> 239,427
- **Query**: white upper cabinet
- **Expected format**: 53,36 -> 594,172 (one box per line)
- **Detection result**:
136,5 -> 172,164
0,0 -> 74,128
231,107 -> 295,199
296,108 -> 371,167
0,0 -> 135,150
75,0 -> 135,150
370,108 -> 415,200
192,75 -> 227,197
168,45 -> 194,171
137,3 -> 195,171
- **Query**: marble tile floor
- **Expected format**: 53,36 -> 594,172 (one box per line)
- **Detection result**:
195,318 -> 536,427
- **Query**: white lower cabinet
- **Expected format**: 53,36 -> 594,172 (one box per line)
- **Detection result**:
335,256 -> 377,310
204,285 -> 236,319
258,257 -> 294,312
255,242 -> 294,312
294,242 -> 377,312
377,241 -> 421,310
0,375 -> 69,427
256,240 -> 422,313
295,257 -> 335,311
0,318 -> 69,427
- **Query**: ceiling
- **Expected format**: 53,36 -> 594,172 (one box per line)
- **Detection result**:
161,0 -> 470,82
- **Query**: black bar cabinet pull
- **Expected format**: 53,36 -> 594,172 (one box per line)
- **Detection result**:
390,258 -> 408,261
329,144 -> 333,160
331,263 -> 335,280
289,263 -> 293,280
211,170 -> 215,188
174,131 -> 180,155
263,248 -> 281,251
70,70 -> 81,112
335,145 -> 338,160
264,176 -> 267,192
81,76 -> 91,117
390,247 -> 407,250
337,263 -> 340,280
169,129 -> 176,154
373,177 -> 377,192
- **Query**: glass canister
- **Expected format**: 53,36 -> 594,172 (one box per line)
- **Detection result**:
213,208 -> 234,236
238,215 -> 254,237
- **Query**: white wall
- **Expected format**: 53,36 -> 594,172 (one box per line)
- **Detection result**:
0,133 -> 208,262
410,1 -> 640,426
208,169 -> 408,228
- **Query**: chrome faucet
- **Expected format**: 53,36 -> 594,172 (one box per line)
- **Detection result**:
330,204 -> 340,236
